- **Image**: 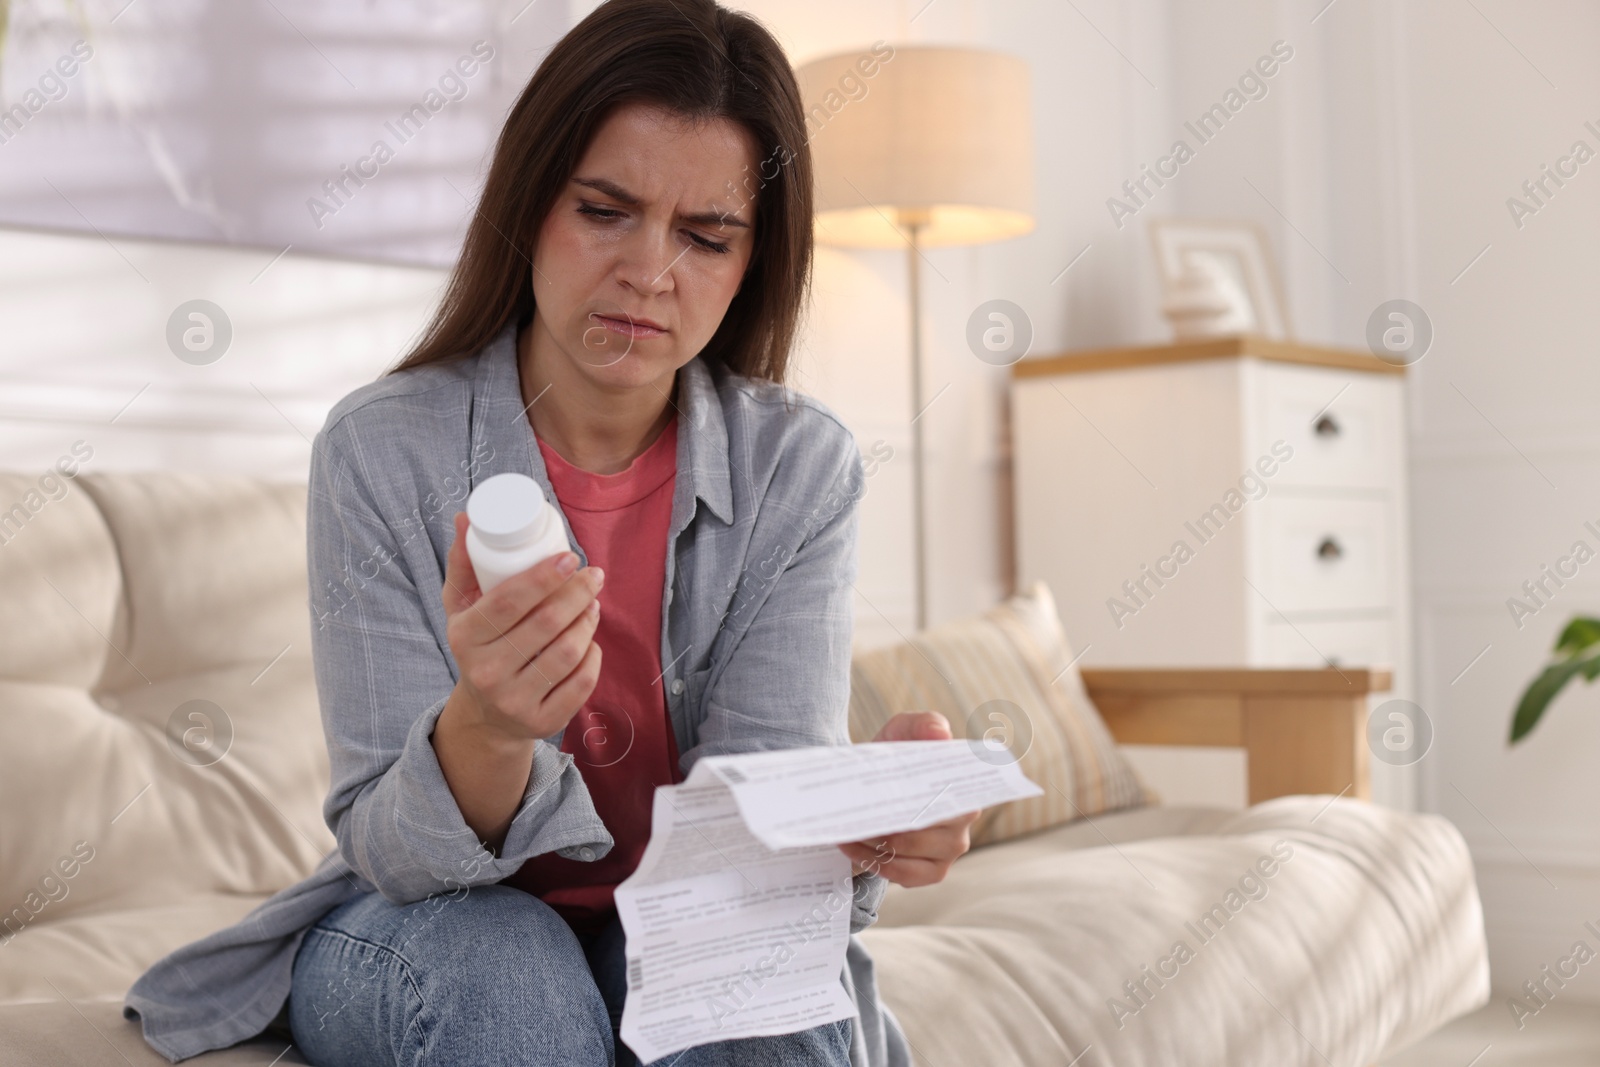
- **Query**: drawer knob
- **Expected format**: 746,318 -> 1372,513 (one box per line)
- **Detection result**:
1314,413 -> 1341,437
1316,536 -> 1344,561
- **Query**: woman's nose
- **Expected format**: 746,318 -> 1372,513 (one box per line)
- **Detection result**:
613,224 -> 678,296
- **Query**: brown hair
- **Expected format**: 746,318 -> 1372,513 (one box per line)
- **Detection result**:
390,0 -> 812,384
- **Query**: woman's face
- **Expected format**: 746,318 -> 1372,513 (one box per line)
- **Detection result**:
528,101 -> 761,392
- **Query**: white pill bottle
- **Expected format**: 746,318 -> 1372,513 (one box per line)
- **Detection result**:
464,472 -> 573,593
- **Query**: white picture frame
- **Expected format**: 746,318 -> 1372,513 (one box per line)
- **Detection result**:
1148,218 -> 1291,340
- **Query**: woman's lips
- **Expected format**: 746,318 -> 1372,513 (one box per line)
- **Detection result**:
591,314 -> 666,339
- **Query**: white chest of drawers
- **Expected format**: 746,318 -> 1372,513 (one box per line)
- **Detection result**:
1010,336 -> 1413,808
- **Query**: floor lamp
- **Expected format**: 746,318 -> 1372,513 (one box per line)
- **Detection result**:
796,47 -> 1035,631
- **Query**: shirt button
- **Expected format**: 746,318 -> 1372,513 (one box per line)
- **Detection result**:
670,678 -> 685,695
577,846 -> 595,862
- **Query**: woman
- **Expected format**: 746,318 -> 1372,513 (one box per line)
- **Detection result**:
124,1 -> 977,1063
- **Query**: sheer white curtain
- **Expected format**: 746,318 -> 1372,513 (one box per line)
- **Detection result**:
0,0 -> 569,265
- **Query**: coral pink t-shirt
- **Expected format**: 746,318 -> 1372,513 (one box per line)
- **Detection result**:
505,415 -> 683,934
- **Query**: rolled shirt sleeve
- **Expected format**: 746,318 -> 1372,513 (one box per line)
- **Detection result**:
306,427 -> 612,905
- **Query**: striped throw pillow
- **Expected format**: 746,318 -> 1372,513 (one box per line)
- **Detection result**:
848,581 -> 1155,848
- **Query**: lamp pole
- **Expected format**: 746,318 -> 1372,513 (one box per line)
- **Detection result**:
901,208 -> 930,632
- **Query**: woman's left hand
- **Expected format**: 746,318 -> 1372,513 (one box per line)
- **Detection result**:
837,711 -> 981,888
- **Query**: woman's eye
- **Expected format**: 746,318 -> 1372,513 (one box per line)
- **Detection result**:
578,203 -> 729,254
688,232 -> 732,255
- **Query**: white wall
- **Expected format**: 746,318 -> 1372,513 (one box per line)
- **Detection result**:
0,228 -> 445,479
713,0 -> 1176,647
1148,0 -> 1600,1010
1394,0 -> 1600,1013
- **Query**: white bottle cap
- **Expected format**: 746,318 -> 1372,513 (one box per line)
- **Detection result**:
467,473 -> 547,550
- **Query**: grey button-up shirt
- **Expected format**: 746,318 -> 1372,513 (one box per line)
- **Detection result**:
123,322 -> 910,1067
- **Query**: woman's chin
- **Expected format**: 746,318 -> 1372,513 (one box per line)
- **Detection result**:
569,346 -> 684,391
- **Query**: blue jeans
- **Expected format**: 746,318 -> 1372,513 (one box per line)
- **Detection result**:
287,884 -> 853,1067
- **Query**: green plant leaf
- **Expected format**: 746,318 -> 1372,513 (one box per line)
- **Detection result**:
1554,616 -> 1600,658
1511,654 -> 1600,743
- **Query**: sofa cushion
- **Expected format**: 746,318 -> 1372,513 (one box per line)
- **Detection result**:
848,580 -> 1154,846
859,795 -> 1490,1066
0,473 -> 331,987
0,470 -> 119,689
77,474 -> 312,692
0,894 -> 270,1004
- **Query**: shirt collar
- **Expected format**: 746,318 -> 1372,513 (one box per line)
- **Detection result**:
469,320 -> 734,528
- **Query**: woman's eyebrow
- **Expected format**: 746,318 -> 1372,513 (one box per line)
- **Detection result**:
570,175 -> 750,230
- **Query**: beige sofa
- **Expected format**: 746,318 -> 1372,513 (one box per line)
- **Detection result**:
0,471 -> 1491,1065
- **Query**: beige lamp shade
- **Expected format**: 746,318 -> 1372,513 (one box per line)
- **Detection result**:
795,46 -> 1035,249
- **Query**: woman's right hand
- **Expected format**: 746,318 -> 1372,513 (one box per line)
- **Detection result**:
441,510 -> 604,744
